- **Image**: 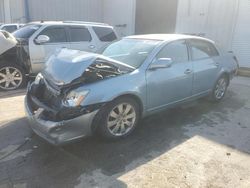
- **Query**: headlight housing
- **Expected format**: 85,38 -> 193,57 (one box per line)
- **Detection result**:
63,90 -> 89,107
34,73 -> 43,84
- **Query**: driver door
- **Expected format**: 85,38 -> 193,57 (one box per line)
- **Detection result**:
29,26 -> 71,73
146,40 -> 193,111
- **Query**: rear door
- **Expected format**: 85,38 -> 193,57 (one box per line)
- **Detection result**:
68,26 -> 96,52
188,39 -> 221,94
29,25 -> 71,73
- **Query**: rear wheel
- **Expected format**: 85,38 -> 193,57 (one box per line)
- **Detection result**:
96,97 -> 140,139
0,63 -> 26,91
210,75 -> 228,102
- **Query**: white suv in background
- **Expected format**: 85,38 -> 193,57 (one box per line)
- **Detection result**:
0,21 -> 118,90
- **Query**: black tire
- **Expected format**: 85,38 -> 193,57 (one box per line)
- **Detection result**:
0,62 -> 26,91
210,75 -> 229,102
95,97 -> 140,140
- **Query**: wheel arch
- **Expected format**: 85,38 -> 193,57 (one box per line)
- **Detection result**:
0,48 -> 29,74
112,93 -> 144,116
219,71 -> 230,86
91,93 -> 144,134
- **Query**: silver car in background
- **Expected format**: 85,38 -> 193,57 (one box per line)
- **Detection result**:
25,34 -> 238,145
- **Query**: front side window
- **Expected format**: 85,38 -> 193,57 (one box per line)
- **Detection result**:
93,26 -> 117,42
39,27 -> 67,43
69,27 -> 92,42
102,39 -> 160,68
156,40 -> 189,63
190,39 -> 219,60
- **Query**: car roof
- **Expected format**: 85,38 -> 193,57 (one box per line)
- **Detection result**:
0,23 -> 20,26
125,34 -> 215,43
29,21 -> 113,28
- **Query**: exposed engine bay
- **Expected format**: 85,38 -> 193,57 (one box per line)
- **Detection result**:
80,58 -> 124,83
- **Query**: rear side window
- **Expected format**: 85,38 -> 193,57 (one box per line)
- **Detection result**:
190,39 -> 219,60
93,26 -> 117,42
69,27 -> 92,42
39,27 -> 67,43
156,40 -> 189,63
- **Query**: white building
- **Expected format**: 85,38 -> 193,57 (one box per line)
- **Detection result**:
0,0 -> 178,37
176,0 -> 250,68
0,0 -> 26,23
0,0 -> 249,68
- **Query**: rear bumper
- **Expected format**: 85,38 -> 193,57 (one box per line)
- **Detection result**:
25,95 -> 98,145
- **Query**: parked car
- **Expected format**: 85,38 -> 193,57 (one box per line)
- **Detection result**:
0,21 -> 118,90
0,23 -> 24,33
25,34 -> 238,145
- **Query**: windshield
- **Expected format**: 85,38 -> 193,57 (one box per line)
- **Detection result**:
13,24 -> 41,39
102,39 -> 160,68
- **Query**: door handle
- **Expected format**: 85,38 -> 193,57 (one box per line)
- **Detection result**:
184,69 -> 193,74
89,45 -> 96,49
215,62 -> 220,67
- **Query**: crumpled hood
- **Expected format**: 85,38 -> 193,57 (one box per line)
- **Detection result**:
42,48 -> 134,86
0,30 -> 17,55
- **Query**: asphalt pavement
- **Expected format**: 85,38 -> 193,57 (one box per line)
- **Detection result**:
0,77 -> 250,188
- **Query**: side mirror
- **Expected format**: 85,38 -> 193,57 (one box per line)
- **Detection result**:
149,58 -> 173,70
35,35 -> 50,44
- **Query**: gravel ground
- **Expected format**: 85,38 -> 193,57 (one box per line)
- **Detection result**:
0,77 -> 249,188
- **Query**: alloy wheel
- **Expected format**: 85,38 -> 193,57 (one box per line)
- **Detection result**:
107,103 -> 137,136
0,67 -> 23,90
214,77 -> 227,100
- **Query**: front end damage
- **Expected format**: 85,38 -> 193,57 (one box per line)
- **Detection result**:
25,49 -> 134,145
25,90 -> 100,145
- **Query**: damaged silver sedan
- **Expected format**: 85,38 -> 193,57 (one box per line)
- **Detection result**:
25,34 -> 238,145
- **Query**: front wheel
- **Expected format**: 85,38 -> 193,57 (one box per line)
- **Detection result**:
96,97 -> 140,139
210,75 -> 228,102
0,63 -> 26,91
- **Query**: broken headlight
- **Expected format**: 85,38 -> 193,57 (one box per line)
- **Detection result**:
34,73 -> 43,84
63,90 -> 89,107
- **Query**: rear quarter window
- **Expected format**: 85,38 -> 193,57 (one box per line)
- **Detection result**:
93,26 -> 117,42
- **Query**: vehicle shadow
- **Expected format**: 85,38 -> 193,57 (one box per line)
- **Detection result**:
0,89 -> 26,99
0,87 -> 249,187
